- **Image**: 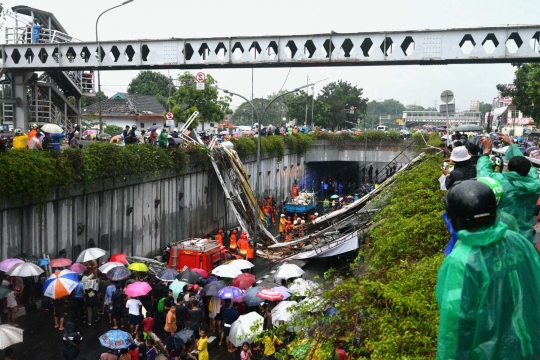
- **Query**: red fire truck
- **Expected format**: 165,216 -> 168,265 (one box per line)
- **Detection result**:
167,238 -> 241,273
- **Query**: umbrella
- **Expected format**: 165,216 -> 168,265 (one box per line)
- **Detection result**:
524,129 -> 532,135
7,262 -> 44,277
526,146 -> 539,155
330,195 -> 339,199
99,329 -> 133,350
274,263 -> 305,281
228,259 -> 254,270
176,269 -> 204,283
454,124 -> 483,132
271,300 -> 297,326
0,324 -> 24,350
217,286 -> 243,300
43,270 -> 79,299
75,248 -> 106,263
190,268 -> 209,278
125,281 -> 152,297
0,258 -> 23,272
15,253 -> 39,265
271,286 -> 291,300
220,131 -> 229,135
82,129 -> 97,136
169,280 -> 188,298
107,266 -> 131,281
338,197 -> 343,202
0,285 -> 10,300
50,258 -> 72,268
148,124 -> 161,132
229,312 -> 264,347
288,278 -> 320,297
242,130 -> 255,135
98,262 -> 125,274
166,334 -> 185,351
257,289 -> 284,302
299,296 -> 326,313
109,253 -> 127,264
346,195 -> 354,199
97,133 -> 111,139
232,273 -> 256,289
156,269 -> 179,282
41,123 -> 64,134
203,280 -> 226,296
175,329 -> 194,343
69,263 -> 86,274
39,258 -> 49,266
212,264 -> 242,278
232,289 -> 245,304
127,262 -> 149,272
243,286 -> 264,307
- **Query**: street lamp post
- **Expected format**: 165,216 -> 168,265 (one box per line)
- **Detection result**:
95,0 -> 134,133
216,83 -> 314,275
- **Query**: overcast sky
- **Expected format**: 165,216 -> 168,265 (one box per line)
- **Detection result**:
3,0 -> 538,111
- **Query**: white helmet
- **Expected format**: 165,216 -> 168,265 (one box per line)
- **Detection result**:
293,220 -> 298,225
14,128 -> 23,135
314,213 -> 318,216
301,220 -> 305,224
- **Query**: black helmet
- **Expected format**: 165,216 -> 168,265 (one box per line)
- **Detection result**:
132,125 -> 137,130
444,180 -> 497,231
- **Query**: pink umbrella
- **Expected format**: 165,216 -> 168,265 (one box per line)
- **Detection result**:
50,258 -> 73,268
271,286 -> 291,300
257,289 -> 284,302
125,281 -> 152,297
191,268 -> 209,278
0,258 -> 24,273
69,263 -> 86,274
232,273 -> 256,290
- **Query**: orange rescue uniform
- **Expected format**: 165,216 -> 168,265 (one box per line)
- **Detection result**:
247,246 -> 254,260
215,233 -> 223,246
237,238 -> 249,256
229,233 -> 237,250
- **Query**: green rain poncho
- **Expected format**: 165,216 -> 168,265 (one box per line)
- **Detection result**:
436,222 -> 540,359
158,131 -> 168,148
477,144 -> 540,241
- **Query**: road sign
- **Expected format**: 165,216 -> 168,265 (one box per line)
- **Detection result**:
440,90 -> 454,104
165,120 -> 175,127
196,82 -> 205,90
166,111 -> 174,120
195,72 -> 206,83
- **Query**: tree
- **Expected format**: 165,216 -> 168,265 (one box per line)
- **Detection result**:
231,92 -> 291,127
127,71 -> 175,99
168,72 -> 231,129
79,91 -> 107,108
405,104 -> 426,111
285,91 -> 330,128
366,99 -> 406,129
498,64 -> 540,124
479,102 -> 492,121
316,81 -> 368,130
104,124 -> 123,135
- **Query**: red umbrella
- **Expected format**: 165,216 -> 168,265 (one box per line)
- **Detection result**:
232,273 -> 256,290
50,258 -> 72,268
257,289 -> 284,302
191,268 -> 209,279
109,253 -> 127,264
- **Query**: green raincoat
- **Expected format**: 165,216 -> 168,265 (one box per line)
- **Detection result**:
477,144 -> 540,241
436,222 -> 540,359
158,131 -> 168,148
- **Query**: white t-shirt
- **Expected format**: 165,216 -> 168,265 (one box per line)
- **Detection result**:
126,299 -> 142,315
6,291 -> 17,308
29,136 -> 41,150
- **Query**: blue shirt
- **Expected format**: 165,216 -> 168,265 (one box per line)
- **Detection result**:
32,23 -> 42,43
224,307 -> 239,325
74,282 -> 84,298
105,284 -> 116,303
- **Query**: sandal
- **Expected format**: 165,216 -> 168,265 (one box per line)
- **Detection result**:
58,327 -> 64,331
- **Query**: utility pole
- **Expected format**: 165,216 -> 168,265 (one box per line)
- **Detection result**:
311,85 -> 315,128
304,75 -> 309,126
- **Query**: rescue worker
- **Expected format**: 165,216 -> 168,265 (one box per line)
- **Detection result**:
229,230 -> 238,252
215,230 -> 223,247
247,242 -> 254,262
292,181 -> 298,198
237,236 -> 249,260
27,123 -> 38,147
437,180 -> 540,359
279,214 -> 287,239
12,128 -> 28,149
479,134 -> 540,241
264,212 -> 271,230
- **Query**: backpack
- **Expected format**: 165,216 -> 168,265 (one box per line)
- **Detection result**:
157,297 -> 165,313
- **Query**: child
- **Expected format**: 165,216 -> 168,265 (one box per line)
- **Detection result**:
240,342 -> 253,360
146,338 -> 157,360
6,284 -> 21,327
142,311 -> 154,335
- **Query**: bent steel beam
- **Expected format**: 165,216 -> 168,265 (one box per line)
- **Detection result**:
2,25 -> 540,71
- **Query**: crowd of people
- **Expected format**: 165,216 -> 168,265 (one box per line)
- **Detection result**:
436,130 -> 540,358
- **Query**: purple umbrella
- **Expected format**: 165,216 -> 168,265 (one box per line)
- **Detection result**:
217,286 -> 243,300
0,259 -> 24,273
271,286 -> 291,300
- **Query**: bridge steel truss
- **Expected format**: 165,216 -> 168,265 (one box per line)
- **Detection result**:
3,25 -> 540,71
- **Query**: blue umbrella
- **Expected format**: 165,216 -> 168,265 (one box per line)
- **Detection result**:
99,329 -> 133,349
241,286 -> 264,307
107,266 -> 131,281
175,329 -> 194,343
206,275 -> 218,283
166,334 -> 185,351
169,280 -> 188,299
39,258 -> 49,266
203,280 -> 226,296
217,286 -> 243,300
148,124 -> 161,132
156,269 -> 179,282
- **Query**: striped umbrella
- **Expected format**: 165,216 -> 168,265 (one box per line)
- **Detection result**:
43,270 -> 79,299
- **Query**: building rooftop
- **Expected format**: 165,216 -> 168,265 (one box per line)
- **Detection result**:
82,93 -> 165,117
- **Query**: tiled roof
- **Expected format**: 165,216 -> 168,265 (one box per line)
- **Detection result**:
82,93 -> 165,117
